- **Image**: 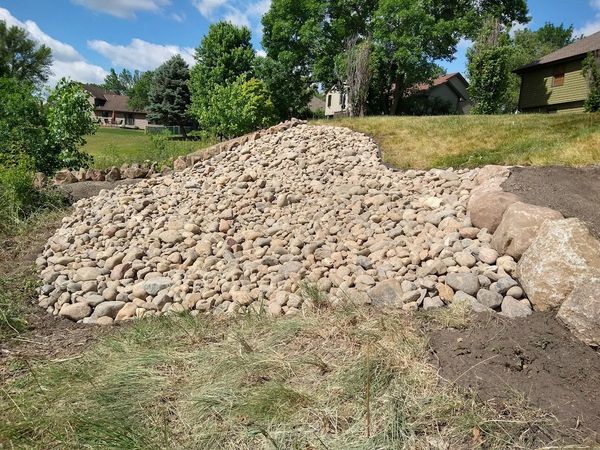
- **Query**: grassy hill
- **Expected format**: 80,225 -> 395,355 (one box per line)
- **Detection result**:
314,114 -> 600,169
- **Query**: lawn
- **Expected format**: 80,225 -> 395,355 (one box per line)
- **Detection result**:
314,113 -> 600,169
81,127 -> 215,169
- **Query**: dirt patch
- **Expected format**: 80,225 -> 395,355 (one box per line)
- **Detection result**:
427,312 -> 600,440
502,165 -> 600,239
57,179 -> 141,201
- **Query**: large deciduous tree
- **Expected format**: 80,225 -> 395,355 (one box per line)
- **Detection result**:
189,21 -> 255,122
147,55 -> 192,137
127,70 -> 154,111
0,20 -> 52,86
261,0 -> 529,115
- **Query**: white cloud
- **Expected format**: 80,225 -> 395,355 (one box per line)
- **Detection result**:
574,1 -> 600,37
171,12 -> 185,22
71,0 -> 170,19
88,38 -> 195,70
256,49 -> 266,57
0,7 -> 107,85
193,0 -> 270,30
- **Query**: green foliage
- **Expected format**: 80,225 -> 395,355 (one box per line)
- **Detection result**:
583,53 -> 600,112
198,77 -> 277,139
467,22 -> 513,115
45,79 -> 96,169
189,21 -> 255,123
0,77 -> 45,170
262,0 -> 529,115
126,70 -> 153,111
0,77 -> 95,173
0,20 -> 53,86
147,55 -> 191,136
102,68 -> 141,95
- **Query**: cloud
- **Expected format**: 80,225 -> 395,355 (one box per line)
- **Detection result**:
574,1 -> 600,36
171,12 -> 185,22
193,0 -> 270,30
71,0 -> 171,19
88,38 -> 195,70
256,49 -> 266,57
0,7 -> 107,85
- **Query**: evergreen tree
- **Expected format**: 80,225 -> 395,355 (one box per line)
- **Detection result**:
147,55 -> 191,137
0,20 -> 52,86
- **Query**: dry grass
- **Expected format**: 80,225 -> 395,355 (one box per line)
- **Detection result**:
0,304 -> 570,449
313,113 -> 600,169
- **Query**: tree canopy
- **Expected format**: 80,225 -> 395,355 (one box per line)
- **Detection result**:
0,20 -> 52,86
147,55 -> 191,136
102,68 -> 141,94
127,70 -> 154,111
261,0 -> 529,115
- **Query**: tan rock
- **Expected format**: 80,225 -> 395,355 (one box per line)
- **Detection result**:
517,219 -> 600,311
436,283 -> 454,303
59,302 -> 91,321
115,302 -> 137,321
557,275 -> 600,347
53,169 -> 77,185
468,189 -> 520,233
492,202 -> 563,260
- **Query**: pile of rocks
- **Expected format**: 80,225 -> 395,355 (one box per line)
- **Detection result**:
50,119 -> 306,186
36,123 -> 532,325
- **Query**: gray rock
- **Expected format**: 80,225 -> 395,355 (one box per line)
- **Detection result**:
91,301 -> 126,319
423,296 -> 444,310
445,272 -> 480,296
476,289 -> 503,309
143,277 -> 173,296
367,279 -> 403,307
500,296 -> 532,318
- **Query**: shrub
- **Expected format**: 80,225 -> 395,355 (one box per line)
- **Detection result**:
198,77 -> 277,139
583,53 -> 600,113
0,163 -> 65,234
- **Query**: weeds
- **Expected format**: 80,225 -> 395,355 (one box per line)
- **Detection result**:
0,305 -> 565,449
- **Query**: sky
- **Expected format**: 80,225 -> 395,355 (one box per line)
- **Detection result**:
1,0 -> 600,86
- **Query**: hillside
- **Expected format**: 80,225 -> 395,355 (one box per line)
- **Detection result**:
314,114 -> 600,169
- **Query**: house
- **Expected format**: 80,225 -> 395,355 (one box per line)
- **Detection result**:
514,31 -> 600,113
409,73 -> 472,115
308,96 -> 326,115
324,72 -> 471,117
82,84 -> 149,129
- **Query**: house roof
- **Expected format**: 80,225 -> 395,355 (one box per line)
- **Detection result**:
412,72 -> 468,93
514,31 -> 600,73
309,96 -> 325,112
82,83 -> 146,114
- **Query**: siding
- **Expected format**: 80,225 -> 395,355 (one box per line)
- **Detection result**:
519,59 -> 589,110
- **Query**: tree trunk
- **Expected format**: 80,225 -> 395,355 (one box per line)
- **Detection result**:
390,73 -> 404,115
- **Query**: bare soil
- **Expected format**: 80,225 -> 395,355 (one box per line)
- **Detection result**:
426,312 -> 600,441
502,165 -> 600,239
57,179 -> 141,201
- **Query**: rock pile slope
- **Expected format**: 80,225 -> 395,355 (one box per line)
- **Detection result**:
36,124 -> 530,324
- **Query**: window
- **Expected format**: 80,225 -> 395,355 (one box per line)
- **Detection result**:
125,113 -> 135,126
327,95 -> 332,107
552,70 -> 565,87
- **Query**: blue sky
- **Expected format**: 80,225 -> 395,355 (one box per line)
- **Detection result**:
1,0 -> 599,85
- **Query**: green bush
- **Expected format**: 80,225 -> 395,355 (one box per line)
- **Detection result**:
583,53 -> 600,113
0,163 -> 65,234
0,77 -> 95,174
198,77 -> 277,139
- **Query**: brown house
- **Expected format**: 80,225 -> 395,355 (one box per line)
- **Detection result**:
514,31 -> 600,113
83,84 -> 149,129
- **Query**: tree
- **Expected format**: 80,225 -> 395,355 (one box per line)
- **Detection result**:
127,70 -> 154,111
45,79 -> 96,169
147,55 -> 191,137
189,21 -> 256,123
0,20 -> 52,86
198,77 -> 277,139
102,68 -> 140,94
0,78 -> 95,173
467,20 -> 513,114
261,0 -> 529,115
583,52 -> 600,112
338,37 -> 372,117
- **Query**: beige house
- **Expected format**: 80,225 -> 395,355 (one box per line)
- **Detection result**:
83,84 -> 149,129
324,73 -> 471,117
515,31 -> 600,113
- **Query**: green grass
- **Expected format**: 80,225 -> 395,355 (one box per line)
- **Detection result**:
81,128 -> 216,169
0,305 -> 570,449
314,113 -> 600,169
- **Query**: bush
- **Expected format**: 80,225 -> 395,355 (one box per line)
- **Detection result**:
0,163 -> 65,234
583,53 -> 600,113
0,77 -> 95,175
198,77 -> 277,139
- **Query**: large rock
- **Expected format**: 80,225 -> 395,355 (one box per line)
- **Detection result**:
105,167 -> 121,182
445,272 -> 480,296
367,279 -> 403,307
468,189 -> 520,233
143,277 -> 173,296
91,301 -> 126,319
53,169 -> 77,185
492,202 -> 563,260
557,276 -> 600,347
59,302 -> 91,321
517,218 -> 600,311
